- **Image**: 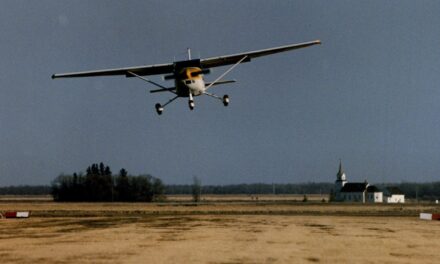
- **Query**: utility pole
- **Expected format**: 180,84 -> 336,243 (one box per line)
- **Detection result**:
416,185 -> 419,203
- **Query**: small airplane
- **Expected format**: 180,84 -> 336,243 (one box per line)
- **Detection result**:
52,40 -> 321,115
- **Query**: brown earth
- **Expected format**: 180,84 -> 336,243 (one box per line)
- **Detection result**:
1,197 -> 439,263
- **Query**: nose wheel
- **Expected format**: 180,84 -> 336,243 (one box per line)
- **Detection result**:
223,95 -> 229,106
188,92 -> 195,110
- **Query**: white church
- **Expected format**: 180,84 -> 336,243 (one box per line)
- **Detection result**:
333,161 -> 405,203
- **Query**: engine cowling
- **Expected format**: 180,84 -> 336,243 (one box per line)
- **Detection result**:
190,69 -> 210,77
164,69 -> 210,80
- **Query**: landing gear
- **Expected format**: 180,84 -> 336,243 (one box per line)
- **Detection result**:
188,92 -> 195,110
204,92 -> 230,107
154,95 -> 179,115
155,103 -> 163,115
222,94 -> 229,106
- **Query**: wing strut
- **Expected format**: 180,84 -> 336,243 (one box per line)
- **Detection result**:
127,71 -> 175,94
205,56 -> 248,90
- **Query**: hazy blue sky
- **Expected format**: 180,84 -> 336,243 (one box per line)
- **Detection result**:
1,1 -> 440,185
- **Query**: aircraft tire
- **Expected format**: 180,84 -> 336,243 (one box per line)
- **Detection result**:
155,103 -> 163,115
223,95 -> 229,106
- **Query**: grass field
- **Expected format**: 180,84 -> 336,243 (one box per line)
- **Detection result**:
1,195 -> 440,263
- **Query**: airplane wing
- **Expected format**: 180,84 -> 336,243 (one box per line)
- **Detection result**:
200,40 -> 321,68
52,63 -> 174,79
52,40 -> 320,79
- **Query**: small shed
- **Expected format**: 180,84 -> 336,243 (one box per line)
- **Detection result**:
384,187 -> 405,203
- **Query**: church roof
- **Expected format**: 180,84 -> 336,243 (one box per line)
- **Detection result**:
366,185 -> 381,193
340,183 -> 382,193
340,183 -> 368,193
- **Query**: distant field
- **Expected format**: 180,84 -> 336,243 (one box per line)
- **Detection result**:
0,195 -> 53,202
0,194 -> 326,202
0,194 -> 438,218
167,194 -> 328,202
1,196 -> 440,263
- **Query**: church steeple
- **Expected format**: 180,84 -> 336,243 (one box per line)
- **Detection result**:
336,159 -> 347,185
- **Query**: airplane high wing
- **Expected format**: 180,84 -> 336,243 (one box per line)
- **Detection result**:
51,63 -> 174,79
52,40 -> 320,79
52,39 -> 321,115
200,40 -> 320,68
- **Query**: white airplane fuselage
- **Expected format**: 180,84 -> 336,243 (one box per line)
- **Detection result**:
175,67 -> 206,97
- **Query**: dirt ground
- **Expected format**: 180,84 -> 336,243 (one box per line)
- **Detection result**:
1,200 -> 440,263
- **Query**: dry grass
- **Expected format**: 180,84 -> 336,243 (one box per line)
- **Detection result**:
1,196 -> 440,263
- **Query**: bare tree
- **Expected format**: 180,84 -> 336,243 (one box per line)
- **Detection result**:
192,176 -> 202,203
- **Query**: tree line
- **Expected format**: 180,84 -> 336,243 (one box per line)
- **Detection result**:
165,182 -> 334,195
377,182 -> 440,201
0,185 -> 50,195
2,180 -> 440,201
50,162 -> 164,202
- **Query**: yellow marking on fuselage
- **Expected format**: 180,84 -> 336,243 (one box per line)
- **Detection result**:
180,67 -> 202,80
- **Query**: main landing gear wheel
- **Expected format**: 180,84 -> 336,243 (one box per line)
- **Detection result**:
189,100 -> 195,110
155,103 -> 163,115
223,95 -> 230,106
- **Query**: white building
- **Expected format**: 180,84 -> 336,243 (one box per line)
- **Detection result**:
333,161 -> 383,203
384,187 -> 405,203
